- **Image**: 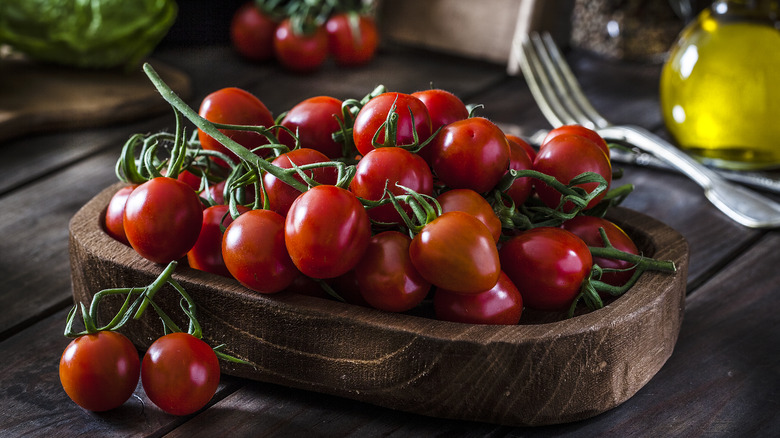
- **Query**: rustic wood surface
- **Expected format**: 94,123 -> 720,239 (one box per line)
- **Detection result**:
1,25 -> 778,438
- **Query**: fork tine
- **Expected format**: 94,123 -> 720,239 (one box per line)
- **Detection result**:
538,33 -> 610,130
527,33 -> 582,127
515,33 -> 571,128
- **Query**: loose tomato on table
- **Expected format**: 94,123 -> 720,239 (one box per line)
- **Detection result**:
273,18 -> 329,73
437,188 -> 502,243
499,227 -> 593,311
141,332 -> 220,416
123,177 -> 203,264
104,184 -> 136,245
230,2 -> 277,62
197,87 -> 275,167
277,96 -> 346,159
354,231 -> 431,312
349,146 -> 433,223
187,204 -> 248,278
429,117 -> 511,194
325,12 -> 379,66
59,330 -> 140,412
352,92 -> 432,156
284,185 -> 371,279
434,271 -> 523,325
409,211 -> 501,295
263,147 -> 339,217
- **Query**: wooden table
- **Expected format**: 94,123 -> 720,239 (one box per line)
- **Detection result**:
1,39 -> 778,437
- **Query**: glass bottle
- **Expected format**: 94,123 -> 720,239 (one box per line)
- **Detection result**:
659,0 -> 780,170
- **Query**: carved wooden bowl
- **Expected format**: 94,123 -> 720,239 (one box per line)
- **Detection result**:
69,183 -> 688,426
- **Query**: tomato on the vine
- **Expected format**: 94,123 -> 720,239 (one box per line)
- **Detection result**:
285,185 -> 371,279
411,88 -> 469,132
409,211 -> 500,294
434,271 -> 523,325
504,135 -> 535,207
352,92 -> 432,156
263,147 -> 339,217
273,19 -> 328,73
349,146 -> 433,223
278,96 -> 346,159
59,331 -> 140,412
506,133 -> 537,162
230,2 -> 277,62
562,215 -> 639,287
325,12 -> 379,66
141,332 -> 220,416
437,188 -> 502,243
542,124 -> 610,159
187,204 -> 248,278
499,227 -> 593,311
429,117 -> 511,194
123,177 -> 203,264
354,231 -> 431,312
197,87 -> 275,167
105,184 -> 136,245
533,133 -> 612,211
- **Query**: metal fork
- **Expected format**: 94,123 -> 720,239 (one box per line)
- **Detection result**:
514,31 -> 780,229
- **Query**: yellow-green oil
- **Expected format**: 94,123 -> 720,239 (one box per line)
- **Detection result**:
660,4 -> 780,169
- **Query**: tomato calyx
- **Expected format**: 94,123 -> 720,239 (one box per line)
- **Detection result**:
368,97 -> 441,154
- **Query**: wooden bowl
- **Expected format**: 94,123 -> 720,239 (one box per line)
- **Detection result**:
69,183 -> 688,426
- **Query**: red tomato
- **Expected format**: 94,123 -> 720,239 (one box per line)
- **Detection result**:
230,2 -> 277,61
278,96 -> 345,158
285,185 -> 371,279
430,117 -> 511,194
542,125 -> 610,159
409,211 -> 500,294
533,134 -> 612,211
434,271 -> 523,325
437,188 -> 502,243
104,184 -> 136,245
506,134 -> 537,162
59,331 -> 140,411
197,87 -> 275,167
123,177 -> 203,264
354,231 -> 431,312
263,148 -> 339,217
273,19 -> 328,73
561,215 -> 639,287
141,332 -> 220,416
349,147 -> 433,223
177,169 -> 202,191
326,269 -> 372,306
410,89 -> 469,132
187,204 -> 248,277
222,209 -> 299,293
504,136 -> 534,206
499,227 -> 592,311
352,92 -> 432,156
325,13 -> 379,66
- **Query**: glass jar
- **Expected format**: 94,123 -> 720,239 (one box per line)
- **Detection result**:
660,0 -> 780,169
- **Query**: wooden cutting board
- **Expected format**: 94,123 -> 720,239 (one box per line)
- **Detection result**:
0,58 -> 191,142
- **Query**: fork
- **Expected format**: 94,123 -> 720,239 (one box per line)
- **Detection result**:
514,31 -> 780,229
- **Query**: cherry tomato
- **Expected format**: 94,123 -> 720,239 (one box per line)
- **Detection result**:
326,269 -> 372,306
187,204 -> 248,277
273,19 -> 328,73
263,148 -> 339,217
409,211 -> 500,294
542,125 -> 610,159
285,185 -> 371,279
499,227 -> 593,311
352,92 -> 432,156
434,271 -> 523,325
561,215 -> 639,287
354,231 -> 431,312
430,117 -> 511,194
123,177 -> 203,264
411,89 -> 469,132
230,2 -> 277,62
222,208 -> 299,293
504,135 -> 534,206
325,12 -> 379,66
506,133 -> 537,162
278,96 -> 345,158
104,184 -> 136,245
437,188 -> 502,243
349,147 -> 433,223
141,332 -> 220,416
533,134 -> 612,211
197,87 -> 275,167
59,331 -> 140,412
177,169 -> 202,191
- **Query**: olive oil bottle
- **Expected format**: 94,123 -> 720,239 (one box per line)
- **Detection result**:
660,0 -> 780,169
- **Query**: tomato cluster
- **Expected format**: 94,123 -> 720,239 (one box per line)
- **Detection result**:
108,78 -> 675,328
230,1 -> 379,72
